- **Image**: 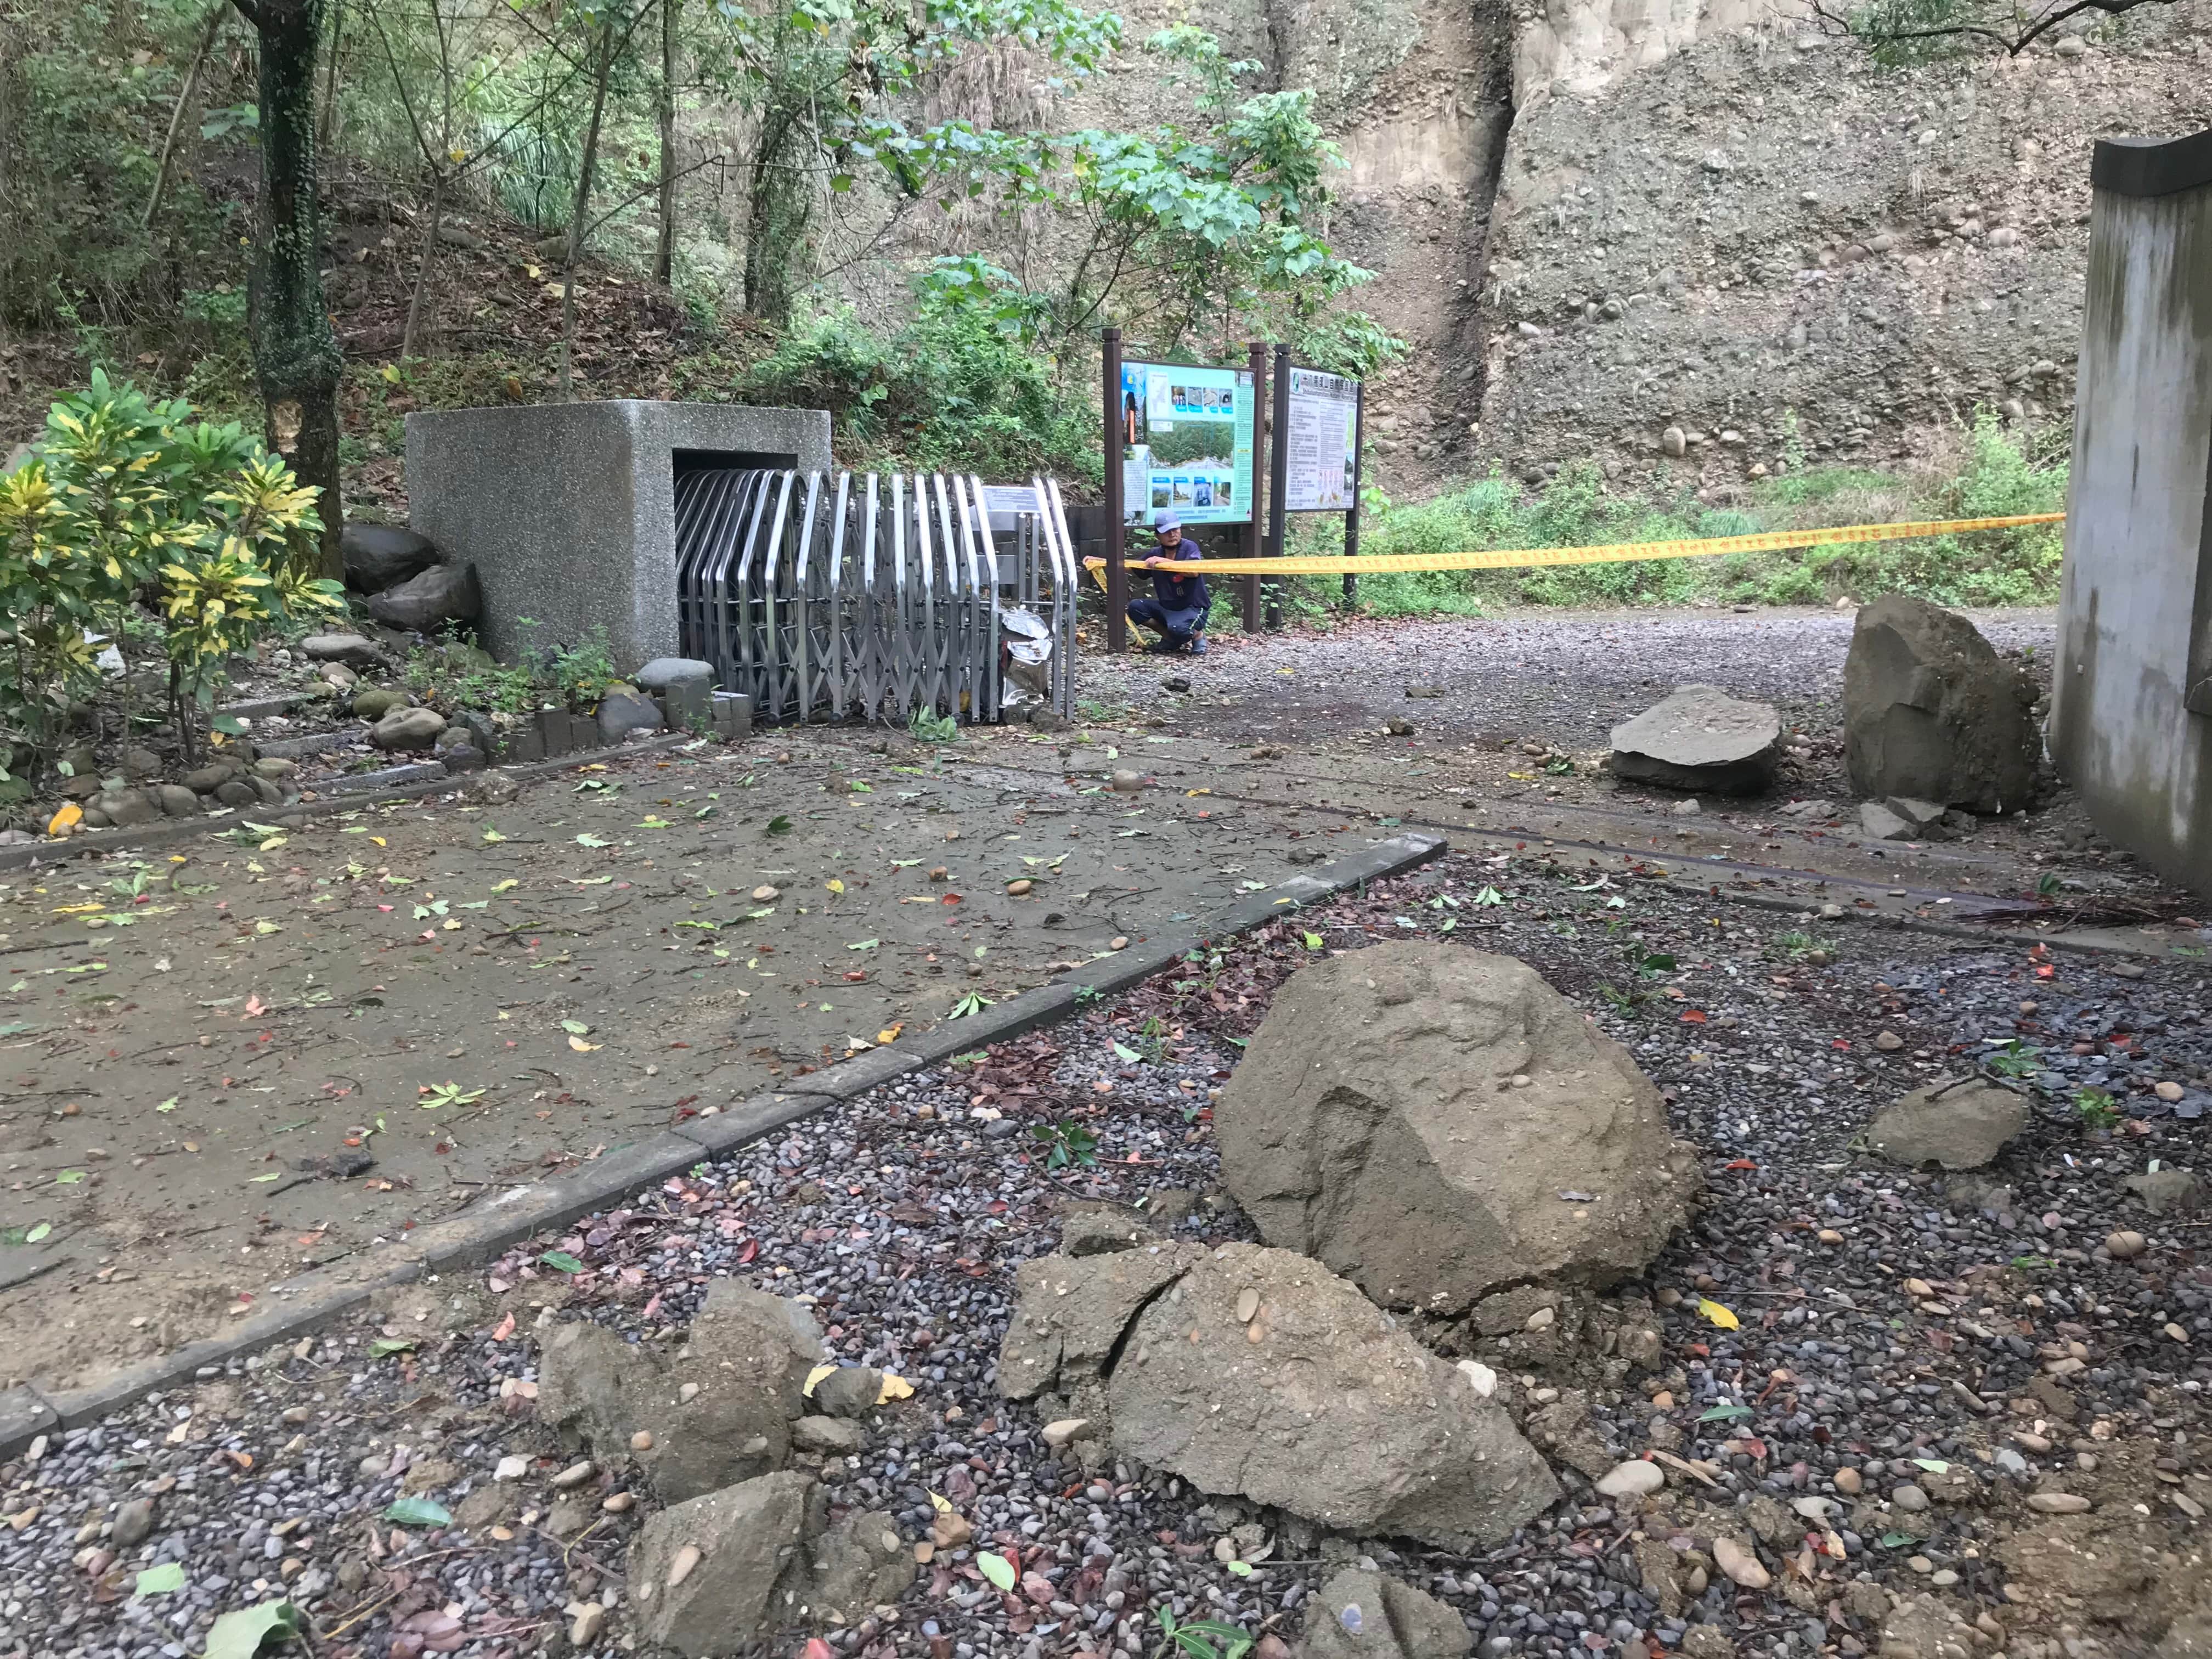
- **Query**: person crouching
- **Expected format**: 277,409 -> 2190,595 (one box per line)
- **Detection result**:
1127,511 -> 1210,656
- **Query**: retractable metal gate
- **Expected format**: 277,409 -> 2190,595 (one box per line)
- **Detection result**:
673,470 -> 1079,726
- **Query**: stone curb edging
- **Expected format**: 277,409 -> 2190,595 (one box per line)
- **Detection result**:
0,830 -> 1446,1457
0,731 -> 702,874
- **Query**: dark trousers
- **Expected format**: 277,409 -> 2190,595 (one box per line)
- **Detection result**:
1128,598 -> 1205,645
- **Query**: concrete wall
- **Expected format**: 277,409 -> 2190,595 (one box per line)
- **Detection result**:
2050,129 -> 2212,894
405,401 -> 831,669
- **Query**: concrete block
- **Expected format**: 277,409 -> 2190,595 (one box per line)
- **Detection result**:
713,692 -> 753,741
404,402 -> 832,672
509,725 -> 545,764
537,707 -> 572,757
330,761 -> 447,794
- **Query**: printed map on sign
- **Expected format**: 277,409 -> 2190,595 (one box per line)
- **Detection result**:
1118,360 -> 1256,526
1283,368 -> 1359,512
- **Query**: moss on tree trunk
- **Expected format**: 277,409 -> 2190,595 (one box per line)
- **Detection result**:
239,0 -> 345,580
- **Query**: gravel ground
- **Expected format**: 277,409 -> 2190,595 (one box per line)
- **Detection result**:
1086,607 -> 2058,757
5,849 -> 2208,1659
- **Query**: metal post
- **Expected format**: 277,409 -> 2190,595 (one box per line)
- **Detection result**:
1243,340 -> 1267,634
1342,378 -> 1365,612
1266,343 -> 1291,631
1102,324 -> 1128,652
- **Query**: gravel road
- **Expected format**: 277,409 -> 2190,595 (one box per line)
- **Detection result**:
7,845 -> 2206,1659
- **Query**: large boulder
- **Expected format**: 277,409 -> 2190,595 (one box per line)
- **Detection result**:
1105,1244 -> 1560,1550
1607,685 -> 1782,795
1214,943 -> 1700,1313
1863,1078 -> 2027,1170
1296,1568 -> 1471,1659
1843,595 -> 2038,814
367,562 -> 483,634
342,523 -> 441,592
537,1280 -> 827,1503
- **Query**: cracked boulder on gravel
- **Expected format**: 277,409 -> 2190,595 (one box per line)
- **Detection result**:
627,1470 -> 814,1655
1295,1567 -> 1471,1659
628,1470 -> 913,1655
1105,1243 -> 1561,1550
1862,1077 -> 2028,1170
538,1280 -> 825,1503
1214,942 -> 1700,1313
1844,595 -> 2038,814
999,1242 -> 1201,1404
1606,684 -> 1782,795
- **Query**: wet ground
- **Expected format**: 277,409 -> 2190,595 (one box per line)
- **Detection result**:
2,604 -> 2193,1403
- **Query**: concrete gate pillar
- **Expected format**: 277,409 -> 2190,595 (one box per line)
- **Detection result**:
2051,129 -> 2212,892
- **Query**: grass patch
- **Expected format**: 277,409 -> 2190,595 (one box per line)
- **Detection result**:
1276,411 -> 2065,619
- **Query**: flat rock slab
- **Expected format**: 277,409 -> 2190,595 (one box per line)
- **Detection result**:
1608,684 -> 1781,795
1865,1078 -> 2028,1170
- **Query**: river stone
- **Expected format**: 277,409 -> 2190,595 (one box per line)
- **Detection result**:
154,784 -> 202,818
635,657 -> 715,692
91,787 -> 161,828
341,523 -> 441,593
1105,1242 -> 1561,1550
1865,1078 -> 2028,1170
1607,684 -> 1781,794
366,561 -> 483,633
353,687 -> 411,721
300,632 -> 382,666
627,1471 -> 814,1656
371,707 -> 448,752
1595,1460 -> 1666,1499
1214,943 -> 1700,1312
1295,1567 -> 1471,1659
599,687 -> 664,743
1844,594 -> 2038,812
214,778 -> 259,808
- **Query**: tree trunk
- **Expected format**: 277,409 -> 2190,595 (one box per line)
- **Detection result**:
653,0 -> 676,286
556,18 -> 617,400
742,101 -> 810,325
318,0 -> 345,154
402,170 -> 442,359
145,3 -> 228,232
237,0 -> 345,581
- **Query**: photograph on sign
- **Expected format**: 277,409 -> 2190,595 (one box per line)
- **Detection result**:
1282,367 -> 1359,512
1118,360 -> 1255,526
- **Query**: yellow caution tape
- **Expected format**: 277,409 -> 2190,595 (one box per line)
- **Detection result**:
1082,512 -> 2063,581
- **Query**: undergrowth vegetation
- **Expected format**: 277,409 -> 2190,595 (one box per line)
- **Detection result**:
1229,411 -> 2067,625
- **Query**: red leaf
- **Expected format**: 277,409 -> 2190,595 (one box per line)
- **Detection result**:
490,1311 -> 515,1342
1680,1009 -> 1707,1024
1723,1158 -> 1757,1171
735,1239 -> 758,1265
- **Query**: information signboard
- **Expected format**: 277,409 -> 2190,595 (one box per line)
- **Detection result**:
1117,360 -> 1256,526
1281,367 -> 1360,512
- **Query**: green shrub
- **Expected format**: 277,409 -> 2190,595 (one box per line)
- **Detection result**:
0,372 -> 339,776
734,306 -> 1098,482
1330,412 -> 2066,618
